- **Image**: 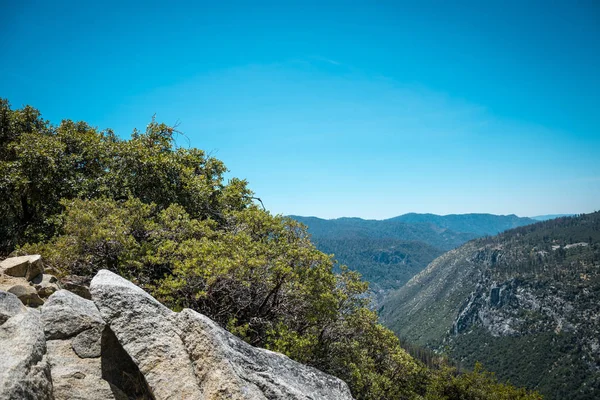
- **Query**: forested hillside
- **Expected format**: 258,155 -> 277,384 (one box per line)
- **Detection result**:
390,213 -> 536,236
381,213 -> 600,400
314,237 -> 444,294
291,214 -> 535,299
0,99 -> 541,400
291,216 -> 479,250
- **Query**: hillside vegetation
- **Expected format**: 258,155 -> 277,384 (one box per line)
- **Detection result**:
0,99 -> 540,400
291,214 -> 535,299
390,213 -> 536,236
381,213 -> 600,400
314,237 -> 444,294
291,215 -> 479,251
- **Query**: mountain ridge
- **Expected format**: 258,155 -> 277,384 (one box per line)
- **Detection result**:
380,212 -> 600,399
290,213 -> 537,297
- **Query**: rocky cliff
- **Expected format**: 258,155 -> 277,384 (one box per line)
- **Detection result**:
0,262 -> 354,400
380,212 -> 600,400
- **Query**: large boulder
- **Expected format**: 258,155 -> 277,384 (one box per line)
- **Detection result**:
0,290 -> 53,399
90,269 -> 354,400
41,290 -> 130,400
0,255 -> 44,281
177,308 -> 355,399
90,270 -> 203,399
41,290 -> 104,340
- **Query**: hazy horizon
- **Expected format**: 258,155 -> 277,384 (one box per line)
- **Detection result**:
288,212 -> 579,221
2,1 -> 598,219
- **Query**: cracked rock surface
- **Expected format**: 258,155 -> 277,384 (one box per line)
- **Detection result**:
0,269 -> 354,400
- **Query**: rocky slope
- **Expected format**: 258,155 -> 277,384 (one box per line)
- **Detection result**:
0,262 -> 354,400
380,212 -> 600,400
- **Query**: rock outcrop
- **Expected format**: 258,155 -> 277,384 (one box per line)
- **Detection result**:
0,255 -> 61,308
90,270 -> 203,399
0,291 -> 53,399
0,269 -> 355,400
177,308 -> 352,399
0,255 -> 44,281
42,290 -> 128,400
91,269 -> 354,400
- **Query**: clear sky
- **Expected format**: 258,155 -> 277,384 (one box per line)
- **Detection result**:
2,0 -> 599,219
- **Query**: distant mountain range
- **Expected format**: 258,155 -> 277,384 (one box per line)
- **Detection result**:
531,214 -> 576,221
380,212 -> 600,399
290,213 -> 537,297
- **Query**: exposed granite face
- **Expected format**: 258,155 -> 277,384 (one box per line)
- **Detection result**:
1,269 -> 355,400
176,308 -> 354,399
91,269 -> 355,400
0,290 -> 53,400
90,269 -> 203,400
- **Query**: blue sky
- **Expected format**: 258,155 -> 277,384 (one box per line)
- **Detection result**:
1,0 -> 599,218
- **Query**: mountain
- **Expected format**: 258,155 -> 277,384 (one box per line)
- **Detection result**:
531,214 -> 576,221
290,215 -> 479,250
380,212 -> 600,400
291,214 -> 537,297
390,213 -> 537,235
311,237 -> 445,295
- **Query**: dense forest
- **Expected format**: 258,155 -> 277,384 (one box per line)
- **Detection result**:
0,99 -> 540,399
291,214 -> 535,301
381,212 -> 600,399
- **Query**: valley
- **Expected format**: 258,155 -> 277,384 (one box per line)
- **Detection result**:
292,213 -> 536,299
380,212 -> 600,399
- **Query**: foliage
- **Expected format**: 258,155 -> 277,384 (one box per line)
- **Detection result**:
382,212 -> 600,400
424,363 -> 542,400
451,329 -> 600,400
2,99 -> 539,400
0,97 -> 251,253
314,237 -> 443,297
291,214 -> 535,301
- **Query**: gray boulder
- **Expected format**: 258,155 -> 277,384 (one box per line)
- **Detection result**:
90,269 -> 354,400
0,290 -> 53,399
71,325 -> 103,358
0,255 -> 44,281
41,290 -> 129,399
177,309 -> 354,400
90,270 -> 203,400
41,290 -> 104,340
8,285 -> 44,307
0,290 -> 26,325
